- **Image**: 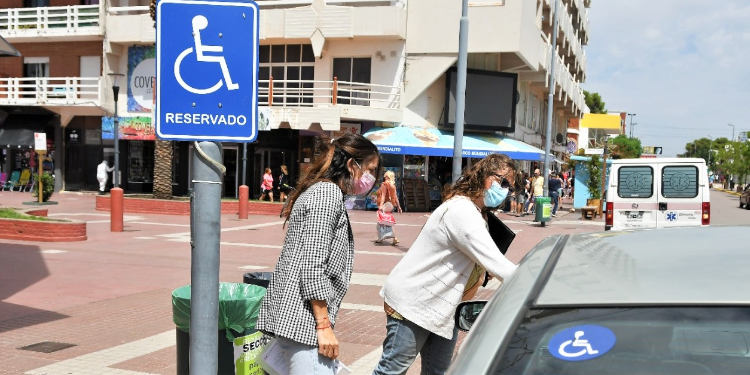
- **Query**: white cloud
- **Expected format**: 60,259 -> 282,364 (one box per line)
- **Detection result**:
584,0 -> 750,155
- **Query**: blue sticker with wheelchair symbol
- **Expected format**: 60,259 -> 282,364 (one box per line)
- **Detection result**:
548,325 -> 616,361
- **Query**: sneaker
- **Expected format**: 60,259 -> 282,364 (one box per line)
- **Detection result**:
551,213 -> 557,217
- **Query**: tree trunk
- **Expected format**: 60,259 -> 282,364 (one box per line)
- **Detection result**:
152,140 -> 173,199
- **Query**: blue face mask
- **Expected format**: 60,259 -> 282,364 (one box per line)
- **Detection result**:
484,181 -> 509,208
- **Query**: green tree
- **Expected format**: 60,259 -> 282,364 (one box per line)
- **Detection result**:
715,141 -> 750,186
586,155 -> 602,199
681,137 -> 730,172
609,135 -> 642,159
583,91 -> 607,114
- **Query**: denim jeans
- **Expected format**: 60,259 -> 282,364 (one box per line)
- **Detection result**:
275,336 -> 336,375
551,191 -> 559,214
372,316 -> 458,375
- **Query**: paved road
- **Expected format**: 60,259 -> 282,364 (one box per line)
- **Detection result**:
710,188 -> 750,226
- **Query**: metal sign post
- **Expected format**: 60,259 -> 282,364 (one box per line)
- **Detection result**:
34,132 -> 46,203
156,1 -> 258,373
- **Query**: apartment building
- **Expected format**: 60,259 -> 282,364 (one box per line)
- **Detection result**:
0,0 -> 590,204
0,0 -> 103,191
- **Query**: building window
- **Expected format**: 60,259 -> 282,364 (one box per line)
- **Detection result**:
332,57 -> 371,105
24,0 -> 49,7
259,44 -> 315,106
23,57 -> 49,78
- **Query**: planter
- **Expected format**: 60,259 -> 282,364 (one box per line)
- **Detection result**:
95,195 -> 282,216
0,217 -> 86,242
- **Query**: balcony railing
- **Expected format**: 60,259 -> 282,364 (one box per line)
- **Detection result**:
541,42 -> 585,114
543,0 -> 585,74
0,77 -> 100,106
258,77 -> 401,109
0,5 -> 101,38
107,0 -> 401,14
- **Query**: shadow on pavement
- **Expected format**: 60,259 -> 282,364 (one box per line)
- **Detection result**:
0,242 -> 68,333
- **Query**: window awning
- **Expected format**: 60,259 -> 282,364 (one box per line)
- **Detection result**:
363,126 -> 547,161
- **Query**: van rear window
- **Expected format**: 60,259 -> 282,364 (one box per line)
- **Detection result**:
618,166 -> 653,198
662,166 -> 699,198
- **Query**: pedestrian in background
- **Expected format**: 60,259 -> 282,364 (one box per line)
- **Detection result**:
278,164 -> 292,203
375,170 -> 402,245
372,154 -> 518,375
260,167 -> 274,202
512,170 -> 526,217
96,159 -> 114,195
549,171 -> 562,217
257,134 -> 381,374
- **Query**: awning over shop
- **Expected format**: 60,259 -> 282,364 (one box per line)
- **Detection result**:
362,126 -> 547,161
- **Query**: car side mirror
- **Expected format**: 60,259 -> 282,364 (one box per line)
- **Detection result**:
455,300 -> 487,332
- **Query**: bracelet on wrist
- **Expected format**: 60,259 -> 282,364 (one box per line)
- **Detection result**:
316,324 -> 331,330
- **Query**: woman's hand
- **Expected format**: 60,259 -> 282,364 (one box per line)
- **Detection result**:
317,327 -> 339,359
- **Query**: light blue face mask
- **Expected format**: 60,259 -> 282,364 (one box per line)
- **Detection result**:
484,181 -> 509,208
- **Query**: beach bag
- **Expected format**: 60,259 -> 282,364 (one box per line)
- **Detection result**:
377,202 -> 396,226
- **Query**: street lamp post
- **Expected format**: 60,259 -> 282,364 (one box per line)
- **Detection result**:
109,73 -> 124,186
627,113 -> 636,138
108,73 -> 124,232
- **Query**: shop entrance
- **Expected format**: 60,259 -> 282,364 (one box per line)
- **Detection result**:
223,146 -> 238,198
252,148 -> 295,200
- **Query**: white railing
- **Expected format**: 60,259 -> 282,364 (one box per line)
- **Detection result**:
0,5 -> 101,37
0,77 -> 100,106
257,78 -> 401,109
544,0 -> 585,74
107,0 -> 400,14
541,41 -> 585,114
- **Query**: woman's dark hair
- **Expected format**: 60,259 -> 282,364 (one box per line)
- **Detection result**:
444,154 -> 516,202
281,133 -> 381,219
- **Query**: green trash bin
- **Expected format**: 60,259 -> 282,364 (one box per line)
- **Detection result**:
535,196 -> 552,225
173,282 -> 268,375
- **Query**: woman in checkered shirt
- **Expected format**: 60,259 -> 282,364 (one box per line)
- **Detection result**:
257,133 -> 381,374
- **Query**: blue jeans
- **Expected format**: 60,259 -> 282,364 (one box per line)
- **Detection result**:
276,336 -> 336,375
372,316 -> 458,375
551,191 -> 559,214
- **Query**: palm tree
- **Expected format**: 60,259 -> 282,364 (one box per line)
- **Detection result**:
150,0 -> 173,199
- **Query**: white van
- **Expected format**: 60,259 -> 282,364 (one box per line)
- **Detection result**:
605,158 -> 710,231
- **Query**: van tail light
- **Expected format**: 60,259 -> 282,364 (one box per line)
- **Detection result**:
605,202 -> 613,227
702,202 -> 710,225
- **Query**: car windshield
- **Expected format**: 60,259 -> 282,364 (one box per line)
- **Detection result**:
490,307 -> 750,375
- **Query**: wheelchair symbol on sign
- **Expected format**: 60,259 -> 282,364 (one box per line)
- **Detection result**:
174,15 -> 239,95
557,331 -> 599,358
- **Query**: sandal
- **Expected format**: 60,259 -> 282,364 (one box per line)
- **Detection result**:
392,238 -> 399,246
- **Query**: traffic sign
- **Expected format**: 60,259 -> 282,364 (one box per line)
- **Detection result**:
156,0 -> 258,142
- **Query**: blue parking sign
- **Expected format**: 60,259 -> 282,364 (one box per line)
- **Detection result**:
156,0 -> 258,142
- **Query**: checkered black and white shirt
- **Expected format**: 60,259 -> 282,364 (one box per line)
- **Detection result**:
256,181 -> 354,347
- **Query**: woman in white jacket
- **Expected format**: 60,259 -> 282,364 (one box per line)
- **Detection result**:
372,154 -> 518,375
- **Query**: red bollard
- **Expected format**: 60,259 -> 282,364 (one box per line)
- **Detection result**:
238,185 -> 249,219
110,187 -> 124,232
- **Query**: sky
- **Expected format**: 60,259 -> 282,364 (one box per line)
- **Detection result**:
583,1 -> 750,156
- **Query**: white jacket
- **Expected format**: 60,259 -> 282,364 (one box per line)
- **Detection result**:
381,196 -> 517,339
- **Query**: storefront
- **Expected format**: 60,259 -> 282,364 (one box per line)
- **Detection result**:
0,107 -> 60,190
362,125 -> 548,211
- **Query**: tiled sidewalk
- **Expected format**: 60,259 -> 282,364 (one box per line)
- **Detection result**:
0,191 -> 600,374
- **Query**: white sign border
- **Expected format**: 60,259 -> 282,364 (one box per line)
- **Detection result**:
155,0 -> 259,142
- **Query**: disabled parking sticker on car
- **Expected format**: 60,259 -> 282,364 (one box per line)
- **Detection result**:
548,325 -> 616,361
